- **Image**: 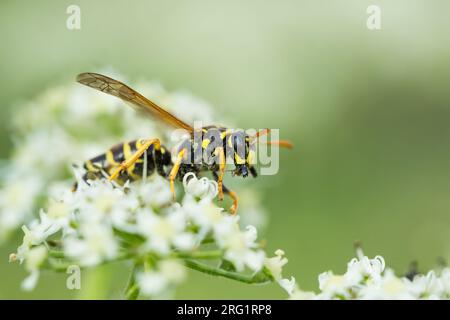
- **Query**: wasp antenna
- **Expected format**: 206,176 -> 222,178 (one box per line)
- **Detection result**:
266,140 -> 294,149
249,128 -> 271,144
255,128 -> 271,138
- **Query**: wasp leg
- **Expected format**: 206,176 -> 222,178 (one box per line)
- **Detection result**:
215,146 -> 226,201
168,148 -> 187,200
109,138 -> 161,181
213,171 -> 238,215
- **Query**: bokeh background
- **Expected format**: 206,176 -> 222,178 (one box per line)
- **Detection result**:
1,0 -> 450,299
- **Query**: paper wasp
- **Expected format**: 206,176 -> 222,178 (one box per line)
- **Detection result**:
76,72 -> 292,214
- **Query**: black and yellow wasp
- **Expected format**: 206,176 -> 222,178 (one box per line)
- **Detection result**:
76,73 -> 292,214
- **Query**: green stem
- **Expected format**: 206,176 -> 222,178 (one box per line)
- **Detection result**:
184,260 -> 272,284
45,251 -> 131,272
173,250 -> 223,260
124,263 -> 140,300
48,250 -> 65,259
125,284 -> 140,300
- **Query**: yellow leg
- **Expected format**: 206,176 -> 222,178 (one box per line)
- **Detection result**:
215,147 -> 226,201
212,172 -> 238,215
169,149 -> 186,200
109,139 -> 160,181
227,189 -> 239,215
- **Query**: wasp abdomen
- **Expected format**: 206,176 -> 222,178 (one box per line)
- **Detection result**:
82,139 -> 170,184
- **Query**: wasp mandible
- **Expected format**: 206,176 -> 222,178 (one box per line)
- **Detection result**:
76,73 -> 293,214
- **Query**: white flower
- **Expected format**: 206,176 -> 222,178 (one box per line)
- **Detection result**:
183,173 -> 218,200
290,249 -> 450,300
137,271 -> 169,297
159,259 -> 187,284
440,269 -> 450,296
136,206 -> 195,255
344,254 -> 385,287
405,271 -> 445,299
279,277 -> 297,295
318,272 -> 349,299
358,269 -> 413,300
129,176 -> 172,208
264,249 -> 296,295
64,223 -> 118,266
0,176 -> 42,239
16,210 -> 64,262
137,259 -> 186,297
214,218 -> 265,272
21,245 -> 47,291
265,249 -> 289,281
183,196 -> 224,230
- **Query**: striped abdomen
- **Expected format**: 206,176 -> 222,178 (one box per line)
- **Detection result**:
82,139 -> 171,184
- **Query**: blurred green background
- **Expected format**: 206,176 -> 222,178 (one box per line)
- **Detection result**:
1,0 -> 450,299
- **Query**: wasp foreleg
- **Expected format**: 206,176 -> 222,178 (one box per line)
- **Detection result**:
214,147 -> 226,201
213,171 -> 238,215
168,148 -> 187,200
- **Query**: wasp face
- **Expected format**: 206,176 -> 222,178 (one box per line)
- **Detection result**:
229,130 -> 257,178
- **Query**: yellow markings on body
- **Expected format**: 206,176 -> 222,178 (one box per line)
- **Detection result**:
228,190 -> 239,215
234,153 -> 245,165
106,150 -> 118,166
227,136 -> 233,149
122,142 -> 138,178
215,147 -> 226,201
126,163 -> 137,179
169,149 -> 186,200
85,160 -> 99,172
109,139 -> 160,181
123,142 -> 132,162
220,130 -> 228,140
247,149 -> 255,165
202,138 -> 211,149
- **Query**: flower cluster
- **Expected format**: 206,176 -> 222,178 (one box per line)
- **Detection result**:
288,248 -> 450,300
4,70 -> 276,298
10,172 -> 287,298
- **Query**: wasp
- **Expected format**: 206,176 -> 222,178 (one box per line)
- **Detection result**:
76,73 -> 292,214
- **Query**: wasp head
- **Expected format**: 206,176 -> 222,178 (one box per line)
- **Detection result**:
228,130 -> 257,178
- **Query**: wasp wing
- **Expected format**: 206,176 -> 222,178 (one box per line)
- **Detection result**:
76,72 -> 194,134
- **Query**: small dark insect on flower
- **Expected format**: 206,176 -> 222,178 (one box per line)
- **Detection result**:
404,261 -> 421,281
75,73 -> 293,214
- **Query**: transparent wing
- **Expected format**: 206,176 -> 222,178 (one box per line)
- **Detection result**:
76,72 -> 194,133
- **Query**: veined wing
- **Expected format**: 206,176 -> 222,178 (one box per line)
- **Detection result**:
76,72 -> 194,133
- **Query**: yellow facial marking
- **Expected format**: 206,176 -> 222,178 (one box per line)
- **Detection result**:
247,149 -> 255,165
234,153 -> 245,164
227,136 -> 233,149
220,130 -> 228,140
202,139 -> 211,149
